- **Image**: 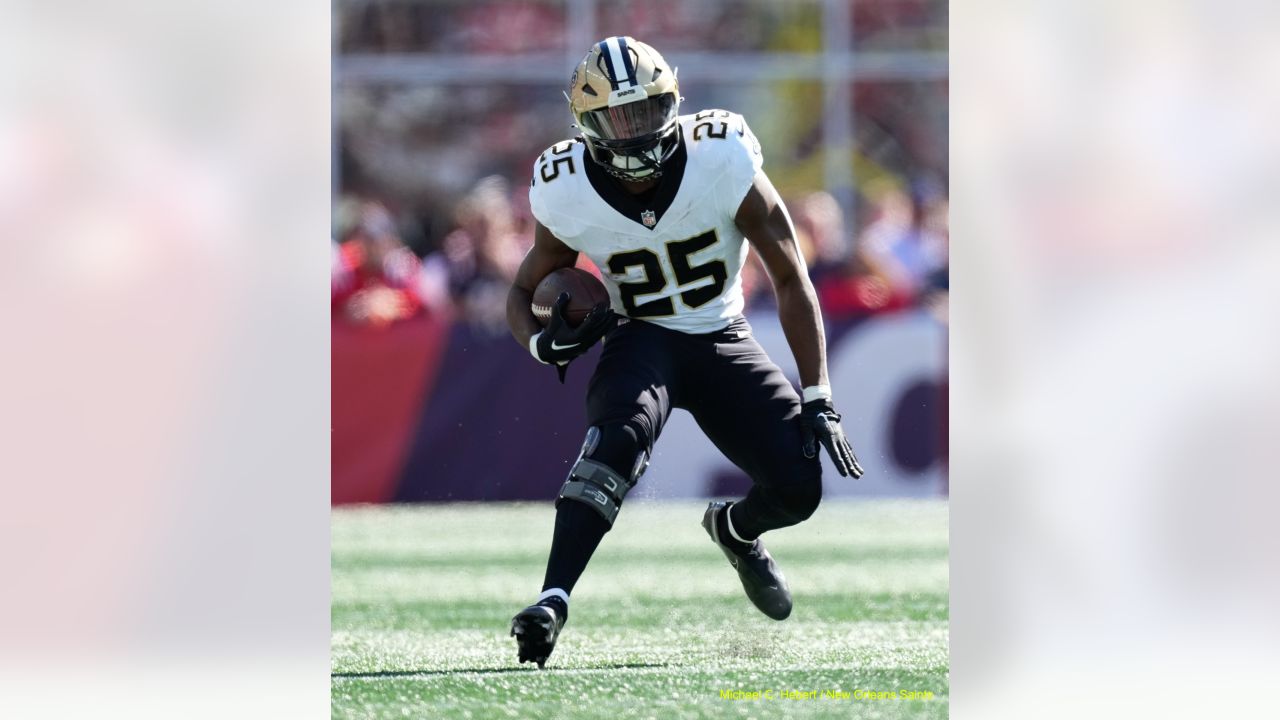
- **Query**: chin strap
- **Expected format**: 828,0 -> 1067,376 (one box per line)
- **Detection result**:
606,165 -> 662,181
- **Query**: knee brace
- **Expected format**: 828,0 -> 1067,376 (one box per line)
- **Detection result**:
557,424 -> 650,525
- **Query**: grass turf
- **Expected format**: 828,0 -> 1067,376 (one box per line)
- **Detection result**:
332,499 -> 948,719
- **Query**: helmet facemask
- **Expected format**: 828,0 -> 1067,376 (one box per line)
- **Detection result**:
578,93 -> 681,181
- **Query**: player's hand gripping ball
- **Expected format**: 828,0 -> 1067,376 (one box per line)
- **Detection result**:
531,268 -> 611,326
530,268 -> 614,381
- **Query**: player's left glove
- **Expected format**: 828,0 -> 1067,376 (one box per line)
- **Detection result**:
800,399 -> 865,478
529,292 -> 613,383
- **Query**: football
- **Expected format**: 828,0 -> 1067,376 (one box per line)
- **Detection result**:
531,267 -> 610,327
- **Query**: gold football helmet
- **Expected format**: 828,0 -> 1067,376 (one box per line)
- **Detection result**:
567,36 -> 681,180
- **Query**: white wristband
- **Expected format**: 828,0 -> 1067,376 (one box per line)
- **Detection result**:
802,385 -> 832,403
528,331 -> 548,364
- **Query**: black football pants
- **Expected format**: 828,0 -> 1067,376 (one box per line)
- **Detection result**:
584,315 -> 822,537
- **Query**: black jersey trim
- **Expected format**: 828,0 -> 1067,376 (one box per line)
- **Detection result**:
583,129 -> 688,231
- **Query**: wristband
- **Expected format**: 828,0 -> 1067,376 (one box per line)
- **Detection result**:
802,385 -> 832,403
529,331 -> 548,364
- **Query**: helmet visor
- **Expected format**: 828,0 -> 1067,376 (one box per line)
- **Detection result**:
580,94 -> 678,142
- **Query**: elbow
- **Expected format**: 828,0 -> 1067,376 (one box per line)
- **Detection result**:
772,271 -> 800,294
773,271 -> 813,302
508,282 -> 533,304
506,285 -> 527,319
775,276 -> 822,318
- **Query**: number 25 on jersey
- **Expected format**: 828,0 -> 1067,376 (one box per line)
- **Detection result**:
607,230 -> 727,318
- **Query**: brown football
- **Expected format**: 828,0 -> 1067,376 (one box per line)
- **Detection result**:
531,267 -> 611,327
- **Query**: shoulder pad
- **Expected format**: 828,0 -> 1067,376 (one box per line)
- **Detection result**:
681,110 -> 762,169
528,138 -> 589,240
530,139 -> 585,188
681,110 -> 764,214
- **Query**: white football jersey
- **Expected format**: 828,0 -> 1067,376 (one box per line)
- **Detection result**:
529,110 -> 764,334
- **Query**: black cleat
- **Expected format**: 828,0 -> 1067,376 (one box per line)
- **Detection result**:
702,501 -> 793,620
510,601 -> 565,669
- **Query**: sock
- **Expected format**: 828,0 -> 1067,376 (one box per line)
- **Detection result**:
541,500 -> 611,598
536,588 -> 569,623
715,503 -> 756,554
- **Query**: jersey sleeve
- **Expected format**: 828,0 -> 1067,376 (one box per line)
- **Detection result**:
528,141 -> 588,250
714,113 -> 765,216
528,159 -> 552,228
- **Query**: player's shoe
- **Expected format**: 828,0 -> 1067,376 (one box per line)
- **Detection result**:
510,600 -> 566,669
702,501 -> 793,620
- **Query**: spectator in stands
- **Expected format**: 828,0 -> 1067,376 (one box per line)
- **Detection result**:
332,200 -> 426,328
740,191 -> 849,313
859,176 -> 948,300
815,176 -> 948,321
424,176 -> 525,334
815,242 -> 915,320
791,190 -> 850,286
919,193 -> 949,326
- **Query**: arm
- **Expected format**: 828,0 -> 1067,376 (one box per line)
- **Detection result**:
734,171 -> 827,389
507,220 -> 613,379
735,171 -> 864,478
507,220 -> 579,348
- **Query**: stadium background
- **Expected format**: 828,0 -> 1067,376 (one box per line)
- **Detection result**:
331,0 -> 948,505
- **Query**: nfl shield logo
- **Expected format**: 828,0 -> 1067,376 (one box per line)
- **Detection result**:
641,209 -> 657,228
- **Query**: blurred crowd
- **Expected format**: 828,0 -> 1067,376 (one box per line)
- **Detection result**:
337,0 -> 946,55
333,0 -> 948,332
332,173 -> 947,332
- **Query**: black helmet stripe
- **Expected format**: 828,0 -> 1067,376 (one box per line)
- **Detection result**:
597,40 -> 620,90
616,37 -> 638,87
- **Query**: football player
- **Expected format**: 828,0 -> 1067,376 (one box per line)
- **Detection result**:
506,36 -> 864,668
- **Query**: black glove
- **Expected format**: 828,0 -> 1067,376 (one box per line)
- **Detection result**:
800,399 -> 865,478
532,293 -> 613,382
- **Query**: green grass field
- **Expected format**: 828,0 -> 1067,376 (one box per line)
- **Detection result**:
332,500 -> 948,719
